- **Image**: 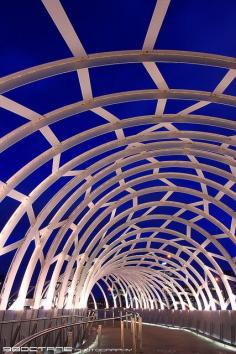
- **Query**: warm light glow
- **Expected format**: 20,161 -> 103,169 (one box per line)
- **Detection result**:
9,297 -> 24,311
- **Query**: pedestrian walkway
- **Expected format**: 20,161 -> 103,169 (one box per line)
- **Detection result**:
90,322 -> 234,354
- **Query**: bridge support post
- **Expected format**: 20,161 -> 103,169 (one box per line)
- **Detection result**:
67,330 -> 73,353
138,316 -> 143,353
121,320 -> 125,353
126,311 -> 129,329
97,324 -> 102,348
131,317 -> 137,353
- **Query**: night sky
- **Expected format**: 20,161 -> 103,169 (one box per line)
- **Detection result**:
0,0 -> 236,307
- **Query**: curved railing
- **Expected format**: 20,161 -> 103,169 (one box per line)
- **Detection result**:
3,309 -> 143,353
0,310 -> 88,350
3,308 -> 236,352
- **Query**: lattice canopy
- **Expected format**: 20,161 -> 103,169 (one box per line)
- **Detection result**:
0,0 -> 236,311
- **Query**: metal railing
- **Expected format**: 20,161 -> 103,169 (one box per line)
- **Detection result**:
4,309 -> 143,354
136,309 -> 236,349
3,308 -> 236,352
0,310 -> 88,350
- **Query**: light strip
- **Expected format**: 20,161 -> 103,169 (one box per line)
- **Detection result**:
142,322 -> 236,351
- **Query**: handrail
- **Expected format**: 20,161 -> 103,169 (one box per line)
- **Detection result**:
0,307 -> 124,325
0,314 -> 87,325
12,311 -> 137,349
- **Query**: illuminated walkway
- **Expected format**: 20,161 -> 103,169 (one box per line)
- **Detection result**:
93,323 -> 234,354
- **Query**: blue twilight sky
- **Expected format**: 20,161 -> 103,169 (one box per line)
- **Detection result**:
0,0 -> 236,298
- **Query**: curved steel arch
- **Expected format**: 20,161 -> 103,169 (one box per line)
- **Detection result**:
1,89 -> 236,154
1,115 -> 236,201
3,167 -> 234,308
89,254 -> 201,310
91,252 -> 203,310
1,14 -> 236,313
0,125 -> 234,294
58,187 -> 234,308
1,50 -> 236,94
2,138 -> 235,251
1,176 -> 234,308
78,227 -> 227,308
38,199 -> 232,310
3,132 -> 234,246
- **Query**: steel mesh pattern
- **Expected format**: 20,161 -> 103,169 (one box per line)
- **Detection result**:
0,0 -> 236,311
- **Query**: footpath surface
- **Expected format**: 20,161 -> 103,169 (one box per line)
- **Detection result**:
87,322 -> 234,354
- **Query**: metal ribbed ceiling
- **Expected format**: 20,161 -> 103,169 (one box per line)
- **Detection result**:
0,0 -> 236,311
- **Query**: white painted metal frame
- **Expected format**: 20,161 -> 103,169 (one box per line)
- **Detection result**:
0,0 -> 235,312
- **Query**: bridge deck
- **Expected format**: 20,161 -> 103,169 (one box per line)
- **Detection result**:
87,322 -> 233,354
